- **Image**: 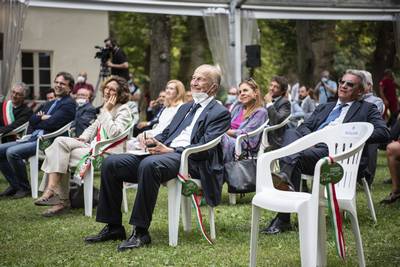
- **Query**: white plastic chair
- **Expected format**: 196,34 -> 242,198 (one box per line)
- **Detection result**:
81,123 -> 135,217
249,122 -> 373,267
0,121 -> 29,143
122,135 -> 223,246
229,115 -> 292,205
27,122 -> 72,198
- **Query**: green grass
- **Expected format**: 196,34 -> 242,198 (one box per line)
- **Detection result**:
0,151 -> 399,266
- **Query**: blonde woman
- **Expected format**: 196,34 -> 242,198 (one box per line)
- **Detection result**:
222,78 -> 267,163
35,76 -> 136,216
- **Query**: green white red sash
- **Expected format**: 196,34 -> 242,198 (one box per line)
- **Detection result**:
2,100 -> 14,126
177,173 -> 214,245
324,156 -> 346,260
74,126 -> 126,181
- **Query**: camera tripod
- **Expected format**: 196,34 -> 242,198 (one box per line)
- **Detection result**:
92,64 -> 110,107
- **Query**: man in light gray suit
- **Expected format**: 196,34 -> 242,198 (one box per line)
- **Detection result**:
264,76 -> 291,148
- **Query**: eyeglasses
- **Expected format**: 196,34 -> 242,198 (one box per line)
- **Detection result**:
338,79 -> 355,89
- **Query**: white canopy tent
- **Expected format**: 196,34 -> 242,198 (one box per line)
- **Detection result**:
8,0 -> 400,91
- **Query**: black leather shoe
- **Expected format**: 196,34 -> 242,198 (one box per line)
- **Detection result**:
11,189 -> 30,199
85,225 -> 126,243
0,186 -> 17,197
117,231 -> 151,251
260,217 -> 292,235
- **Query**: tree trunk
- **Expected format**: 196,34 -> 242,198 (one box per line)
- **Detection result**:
177,16 -> 208,89
296,20 -> 315,87
311,21 -> 336,82
371,22 -> 396,94
149,15 -> 171,99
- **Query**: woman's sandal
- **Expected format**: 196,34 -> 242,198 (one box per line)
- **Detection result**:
34,188 -> 61,206
42,200 -> 71,217
380,191 -> 400,204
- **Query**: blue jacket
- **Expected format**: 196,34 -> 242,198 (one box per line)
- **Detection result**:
28,96 -> 76,134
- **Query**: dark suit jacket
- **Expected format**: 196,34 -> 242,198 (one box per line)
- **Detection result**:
155,99 -> 231,206
28,96 -> 76,134
266,96 -> 291,148
0,102 -> 33,142
298,100 -> 390,144
72,102 -> 97,137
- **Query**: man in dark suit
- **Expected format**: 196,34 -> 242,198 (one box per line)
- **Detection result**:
0,82 -> 32,143
262,69 -> 390,234
71,88 -> 97,137
0,72 -> 76,198
264,76 -> 291,148
84,64 -> 231,250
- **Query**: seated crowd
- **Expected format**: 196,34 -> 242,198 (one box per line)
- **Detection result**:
0,63 -> 395,252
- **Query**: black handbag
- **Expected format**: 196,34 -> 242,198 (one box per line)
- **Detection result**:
224,135 -> 258,194
69,182 -> 99,209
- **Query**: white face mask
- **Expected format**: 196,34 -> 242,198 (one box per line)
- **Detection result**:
76,98 -> 88,107
225,95 -> 237,104
192,92 -> 209,104
77,76 -> 86,83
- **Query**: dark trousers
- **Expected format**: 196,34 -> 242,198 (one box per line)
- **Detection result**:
0,140 -> 36,191
277,128 -> 328,222
96,152 -> 184,229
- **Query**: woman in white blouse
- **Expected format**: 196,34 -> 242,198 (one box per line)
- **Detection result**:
134,80 -> 185,148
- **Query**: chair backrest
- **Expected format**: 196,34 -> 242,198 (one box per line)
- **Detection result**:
234,119 -> 269,157
325,123 -> 374,200
256,122 -> 373,196
258,115 -> 292,156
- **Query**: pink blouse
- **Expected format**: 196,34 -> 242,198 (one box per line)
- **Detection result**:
231,109 -> 244,130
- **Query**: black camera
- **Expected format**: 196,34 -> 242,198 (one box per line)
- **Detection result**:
94,46 -> 112,65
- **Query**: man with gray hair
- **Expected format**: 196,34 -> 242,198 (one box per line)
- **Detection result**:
261,69 -> 390,235
361,70 -> 384,114
84,64 -> 231,250
0,83 -> 32,143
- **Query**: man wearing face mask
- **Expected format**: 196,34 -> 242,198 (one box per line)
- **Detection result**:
84,64 -> 231,250
104,37 -> 129,81
314,70 -> 337,104
225,86 -> 239,112
71,88 -> 97,137
72,72 -> 94,96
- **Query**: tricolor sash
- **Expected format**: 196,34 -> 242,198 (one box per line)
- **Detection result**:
2,100 -> 14,126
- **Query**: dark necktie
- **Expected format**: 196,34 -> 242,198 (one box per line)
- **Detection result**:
164,103 -> 201,146
318,103 -> 347,130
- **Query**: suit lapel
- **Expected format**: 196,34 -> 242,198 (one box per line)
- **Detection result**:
343,101 -> 362,123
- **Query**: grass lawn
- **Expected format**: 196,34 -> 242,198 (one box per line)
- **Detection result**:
0,151 -> 399,266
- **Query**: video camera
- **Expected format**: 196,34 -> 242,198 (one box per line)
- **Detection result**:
94,45 -> 112,65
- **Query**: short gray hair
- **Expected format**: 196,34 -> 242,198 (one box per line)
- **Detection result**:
345,69 -> 368,91
13,82 -> 28,96
360,70 -> 373,86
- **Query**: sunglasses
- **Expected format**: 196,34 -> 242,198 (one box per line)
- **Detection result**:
338,79 -> 356,89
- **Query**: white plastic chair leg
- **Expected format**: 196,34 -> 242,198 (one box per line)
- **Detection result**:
229,193 -> 236,205
249,205 -> 261,267
298,211 -> 318,267
209,207 -> 216,240
167,179 -> 181,247
348,210 -> 366,267
317,205 -> 327,267
361,177 -> 377,223
122,184 -> 128,213
83,165 -> 94,217
39,172 -> 48,192
29,155 -> 39,198
181,196 -> 192,232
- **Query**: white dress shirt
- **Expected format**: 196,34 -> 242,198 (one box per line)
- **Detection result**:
170,97 -> 214,148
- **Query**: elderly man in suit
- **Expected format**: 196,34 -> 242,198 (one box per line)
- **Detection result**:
261,69 -> 390,234
0,72 -> 76,199
264,76 -> 291,149
84,64 -> 231,250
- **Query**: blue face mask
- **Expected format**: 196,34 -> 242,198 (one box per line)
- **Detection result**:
225,95 -> 237,104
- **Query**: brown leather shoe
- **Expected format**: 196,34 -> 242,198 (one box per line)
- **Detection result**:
272,173 -> 294,191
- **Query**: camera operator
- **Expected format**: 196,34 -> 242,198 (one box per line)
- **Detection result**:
104,37 -> 129,81
313,70 -> 337,104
